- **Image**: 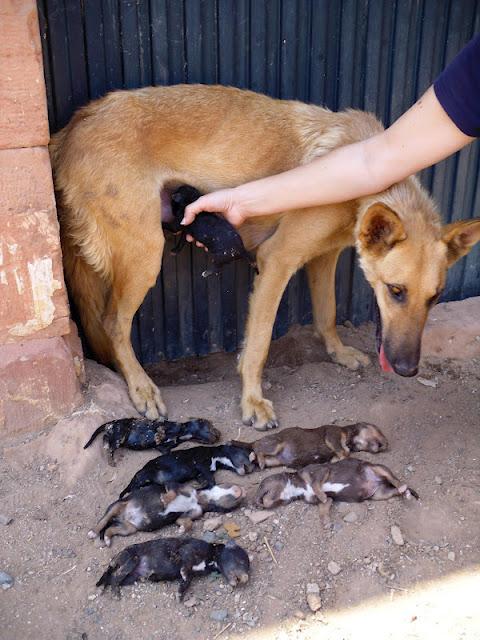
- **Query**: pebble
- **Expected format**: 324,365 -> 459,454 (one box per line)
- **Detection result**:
224,522 -> 241,538
0,571 -> 14,590
343,512 -> 358,523
306,583 -> 322,612
434,476 -> 443,485
210,609 -> 228,622
448,551 -> 456,562
244,509 -> 275,524
248,532 -> 258,542
391,525 -> 404,546
274,541 -> 284,552
183,596 -> 198,608
203,516 -> 223,532
327,561 -> 341,575
294,609 -> 306,620
202,532 -> 217,544
0,515 -> 13,526
417,376 -> 438,388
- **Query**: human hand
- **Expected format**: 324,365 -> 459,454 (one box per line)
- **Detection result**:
181,188 -> 247,228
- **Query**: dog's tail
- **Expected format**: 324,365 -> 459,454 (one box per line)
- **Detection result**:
84,423 -> 107,449
50,122 -> 114,366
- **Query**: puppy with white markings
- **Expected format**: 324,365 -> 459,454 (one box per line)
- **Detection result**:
237,422 -> 387,469
96,537 -> 250,599
255,458 -> 419,511
88,483 -> 246,546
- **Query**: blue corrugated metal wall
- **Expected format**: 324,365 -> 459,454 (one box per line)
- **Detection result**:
38,0 -> 480,363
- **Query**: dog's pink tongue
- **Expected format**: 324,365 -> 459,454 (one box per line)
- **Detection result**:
379,344 -> 394,373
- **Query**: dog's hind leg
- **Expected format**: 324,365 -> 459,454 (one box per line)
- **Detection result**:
102,213 -> 167,420
306,250 -> 370,370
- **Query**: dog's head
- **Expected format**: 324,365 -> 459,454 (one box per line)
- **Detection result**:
357,201 -> 480,377
171,185 -> 203,222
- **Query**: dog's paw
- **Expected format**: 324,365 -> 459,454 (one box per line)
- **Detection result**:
129,377 -> 168,420
329,346 -> 370,370
241,395 -> 278,431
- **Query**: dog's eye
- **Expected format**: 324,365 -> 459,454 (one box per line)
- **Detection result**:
386,284 -> 406,302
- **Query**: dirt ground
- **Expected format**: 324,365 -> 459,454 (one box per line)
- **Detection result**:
1,321 -> 480,640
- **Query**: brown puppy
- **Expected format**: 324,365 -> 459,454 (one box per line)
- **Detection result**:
248,422 -> 387,467
255,458 -> 418,511
50,84 -> 480,429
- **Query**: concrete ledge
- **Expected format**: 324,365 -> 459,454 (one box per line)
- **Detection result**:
0,336 -> 83,435
421,296 -> 480,362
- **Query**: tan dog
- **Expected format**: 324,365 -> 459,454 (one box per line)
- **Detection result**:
49,84 -> 480,429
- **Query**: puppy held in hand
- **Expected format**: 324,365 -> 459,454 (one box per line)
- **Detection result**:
167,185 -> 258,277
84,417 -> 220,465
256,458 -> 419,511
245,422 -> 387,469
88,483 -> 245,546
96,537 -> 250,599
119,443 -> 256,498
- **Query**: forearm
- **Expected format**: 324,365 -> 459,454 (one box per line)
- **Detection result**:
233,137 -> 384,216
234,87 -> 474,217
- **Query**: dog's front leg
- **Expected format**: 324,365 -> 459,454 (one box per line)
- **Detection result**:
239,250 -> 300,430
306,250 -> 370,370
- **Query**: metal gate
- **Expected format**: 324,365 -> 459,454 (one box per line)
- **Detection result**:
38,0 -> 480,363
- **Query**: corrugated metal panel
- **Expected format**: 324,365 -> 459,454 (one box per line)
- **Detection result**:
38,0 -> 480,363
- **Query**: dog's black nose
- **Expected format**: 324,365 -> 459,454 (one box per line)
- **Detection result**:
393,361 -> 418,377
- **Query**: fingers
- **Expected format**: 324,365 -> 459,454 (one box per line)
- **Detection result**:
182,195 -> 213,226
185,234 -> 208,251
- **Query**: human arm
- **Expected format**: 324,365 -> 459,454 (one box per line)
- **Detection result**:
182,85 -> 473,228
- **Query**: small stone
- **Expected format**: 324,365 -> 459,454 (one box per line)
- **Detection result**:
210,609 -> 229,622
417,376 -> 438,388
224,522 -> 241,538
202,532 -> 217,544
434,476 -> 443,485
274,541 -> 284,552
327,561 -> 341,575
183,596 -> 198,608
203,516 -> 223,532
391,525 -> 404,546
343,512 -> 358,523
0,571 -> 14,590
248,532 -> 258,542
406,465 -> 415,473
448,551 -> 456,562
0,515 -> 12,526
306,584 -> 322,613
244,509 -> 275,524
87,594 -> 97,601
294,609 -> 306,620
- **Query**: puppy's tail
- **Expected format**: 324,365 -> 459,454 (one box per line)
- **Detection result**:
84,422 -> 107,449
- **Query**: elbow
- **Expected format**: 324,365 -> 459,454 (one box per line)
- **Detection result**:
362,135 -> 400,196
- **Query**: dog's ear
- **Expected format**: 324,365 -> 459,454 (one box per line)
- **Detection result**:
358,203 -> 406,256
442,218 -> 480,266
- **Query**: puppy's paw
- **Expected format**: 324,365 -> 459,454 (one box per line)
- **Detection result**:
241,395 -> 278,431
329,346 -> 370,370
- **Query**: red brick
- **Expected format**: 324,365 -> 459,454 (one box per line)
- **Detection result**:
0,336 -> 83,435
0,1 -> 49,149
0,146 -> 56,215
0,205 -> 70,343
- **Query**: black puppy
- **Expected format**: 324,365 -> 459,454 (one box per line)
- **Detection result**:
119,443 -> 256,498
97,537 -> 250,599
84,417 -> 220,465
88,483 -> 246,546
167,185 -> 258,277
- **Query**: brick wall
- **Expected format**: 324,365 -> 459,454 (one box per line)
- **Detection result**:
0,0 -> 83,435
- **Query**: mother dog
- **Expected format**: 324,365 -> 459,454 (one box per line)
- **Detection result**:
50,85 -> 480,430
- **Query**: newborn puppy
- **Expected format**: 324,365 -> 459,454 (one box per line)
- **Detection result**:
243,422 -> 387,469
168,185 -> 258,277
88,483 -> 245,546
96,537 -> 250,599
119,443 -> 256,498
84,417 -> 220,465
256,458 -> 419,510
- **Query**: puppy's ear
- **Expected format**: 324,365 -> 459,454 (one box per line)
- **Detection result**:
358,203 -> 406,256
442,218 -> 480,266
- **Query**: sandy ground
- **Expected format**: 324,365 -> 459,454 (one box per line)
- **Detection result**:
1,322 -> 480,640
